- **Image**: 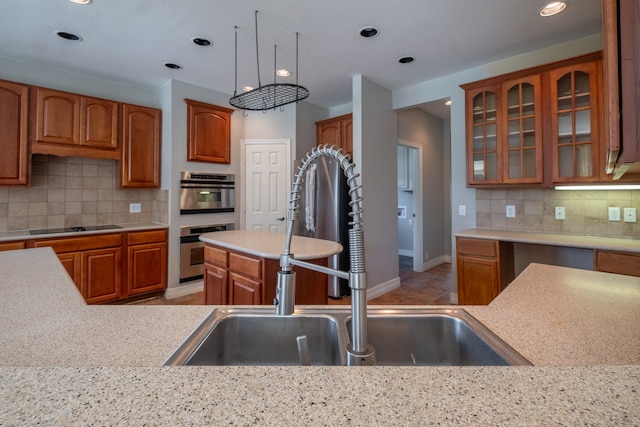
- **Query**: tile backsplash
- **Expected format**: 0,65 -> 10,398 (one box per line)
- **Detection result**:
0,155 -> 168,232
476,188 -> 640,238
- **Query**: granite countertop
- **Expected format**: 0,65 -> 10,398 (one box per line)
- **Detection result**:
456,228 -> 640,253
0,222 -> 168,243
200,230 -> 343,260
0,248 -> 639,425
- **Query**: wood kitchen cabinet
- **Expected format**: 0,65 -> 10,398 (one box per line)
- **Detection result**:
119,103 -> 161,188
0,241 -> 26,251
33,233 -> 123,304
594,250 -> 640,277
185,99 -> 233,164
461,52 -> 604,187
126,229 -> 167,297
204,243 -> 328,306
456,237 -> 514,305
0,80 -> 29,186
316,113 -> 353,155
602,0 -> 640,180
31,87 -> 120,160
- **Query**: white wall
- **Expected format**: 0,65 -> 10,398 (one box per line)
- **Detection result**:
353,75 -> 399,288
392,34 -> 602,290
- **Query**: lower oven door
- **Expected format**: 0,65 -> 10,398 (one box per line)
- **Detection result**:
180,237 -> 205,283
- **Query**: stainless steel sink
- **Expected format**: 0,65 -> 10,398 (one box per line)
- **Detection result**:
165,308 -> 344,366
346,310 -> 530,366
165,307 -> 530,367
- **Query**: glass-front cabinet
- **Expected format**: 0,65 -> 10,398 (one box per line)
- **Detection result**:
461,52 -> 603,187
466,86 -> 501,184
550,61 -> 600,183
502,75 -> 543,184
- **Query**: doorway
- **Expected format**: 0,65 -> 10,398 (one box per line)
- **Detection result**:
242,139 -> 291,233
397,141 -> 424,272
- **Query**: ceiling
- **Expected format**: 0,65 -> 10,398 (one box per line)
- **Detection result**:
0,0 -> 602,113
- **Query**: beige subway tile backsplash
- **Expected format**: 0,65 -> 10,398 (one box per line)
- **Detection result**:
0,155 -> 168,232
477,188 -> 640,238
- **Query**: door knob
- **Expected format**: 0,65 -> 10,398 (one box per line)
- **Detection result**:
276,217 -> 285,221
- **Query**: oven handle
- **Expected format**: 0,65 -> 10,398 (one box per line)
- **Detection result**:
180,235 -> 203,244
180,182 -> 235,188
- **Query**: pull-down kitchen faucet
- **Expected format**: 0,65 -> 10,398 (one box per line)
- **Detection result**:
275,145 -> 375,366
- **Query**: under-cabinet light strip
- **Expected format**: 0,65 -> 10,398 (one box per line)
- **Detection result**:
555,185 -> 640,191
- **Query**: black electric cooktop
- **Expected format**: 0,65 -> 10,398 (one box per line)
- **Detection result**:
29,225 -> 123,235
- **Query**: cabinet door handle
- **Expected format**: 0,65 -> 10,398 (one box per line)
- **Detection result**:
276,217 -> 285,221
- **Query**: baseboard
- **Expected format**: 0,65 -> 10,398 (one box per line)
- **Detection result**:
367,276 -> 401,300
421,255 -> 451,272
398,249 -> 413,257
164,280 -> 204,299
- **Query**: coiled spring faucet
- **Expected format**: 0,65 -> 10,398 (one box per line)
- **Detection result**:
275,144 -> 375,366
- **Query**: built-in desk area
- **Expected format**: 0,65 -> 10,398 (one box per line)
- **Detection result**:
455,229 -> 640,304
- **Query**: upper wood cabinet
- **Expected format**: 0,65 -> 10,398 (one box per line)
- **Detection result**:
602,0 -> 640,181
549,60 -> 603,183
461,52 -> 604,187
119,103 -> 161,188
32,87 -> 119,159
316,113 -> 353,155
0,80 -> 29,186
185,99 -> 233,164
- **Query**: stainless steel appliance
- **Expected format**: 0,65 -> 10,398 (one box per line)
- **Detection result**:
295,156 -> 351,298
180,172 -> 235,214
179,223 -> 234,283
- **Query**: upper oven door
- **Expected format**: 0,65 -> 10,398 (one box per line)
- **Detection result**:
180,183 -> 235,214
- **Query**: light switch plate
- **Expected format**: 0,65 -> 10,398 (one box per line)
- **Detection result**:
129,203 -> 141,213
506,205 -> 516,218
458,204 -> 467,216
624,207 -> 637,223
608,207 -> 621,222
555,207 -> 565,220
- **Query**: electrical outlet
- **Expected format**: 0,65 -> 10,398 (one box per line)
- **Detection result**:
608,207 -> 621,222
624,207 -> 637,223
129,203 -> 141,213
424,252 -> 429,261
506,205 -> 516,218
555,206 -> 565,220
458,204 -> 467,216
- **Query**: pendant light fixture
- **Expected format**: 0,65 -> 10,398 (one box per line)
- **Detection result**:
229,10 -> 309,111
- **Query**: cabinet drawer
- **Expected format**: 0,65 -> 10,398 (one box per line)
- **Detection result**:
205,245 -> 227,267
0,241 -> 26,251
456,237 -> 498,258
229,252 -> 262,280
595,250 -> 640,277
34,233 -> 122,253
127,229 -> 167,245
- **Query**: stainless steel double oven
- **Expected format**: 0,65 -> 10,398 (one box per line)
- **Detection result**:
179,223 -> 234,283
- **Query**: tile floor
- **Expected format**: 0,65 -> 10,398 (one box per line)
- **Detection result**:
135,256 -> 453,306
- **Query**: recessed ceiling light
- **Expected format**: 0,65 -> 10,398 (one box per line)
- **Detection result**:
69,0 -> 91,4
56,31 -> 82,41
398,56 -> 414,64
359,27 -> 379,38
539,1 -> 567,16
192,37 -> 212,47
164,63 -> 182,70
276,69 -> 291,77
242,86 -> 254,92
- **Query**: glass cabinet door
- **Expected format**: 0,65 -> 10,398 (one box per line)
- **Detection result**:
502,76 -> 543,183
550,61 -> 600,182
467,87 -> 501,184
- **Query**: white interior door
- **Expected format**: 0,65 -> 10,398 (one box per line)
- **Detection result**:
244,140 -> 290,233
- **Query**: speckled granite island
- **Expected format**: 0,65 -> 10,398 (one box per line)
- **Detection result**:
0,248 -> 639,425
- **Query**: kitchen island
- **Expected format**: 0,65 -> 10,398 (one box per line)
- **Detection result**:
199,230 -> 343,305
0,248 -> 638,425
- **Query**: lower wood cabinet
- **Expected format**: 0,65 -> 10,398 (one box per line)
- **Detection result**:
594,250 -> 640,277
0,241 -> 27,251
456,237 -> 515,305
204,243 -> 328,305
32,228 -> 167,304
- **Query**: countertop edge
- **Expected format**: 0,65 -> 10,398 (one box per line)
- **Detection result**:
0,222 -> 168,242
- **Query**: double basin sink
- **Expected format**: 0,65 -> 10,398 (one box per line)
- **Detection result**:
165,307 -> 531,367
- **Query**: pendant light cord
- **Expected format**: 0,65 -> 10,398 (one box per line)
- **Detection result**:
255,10 -> 262,88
